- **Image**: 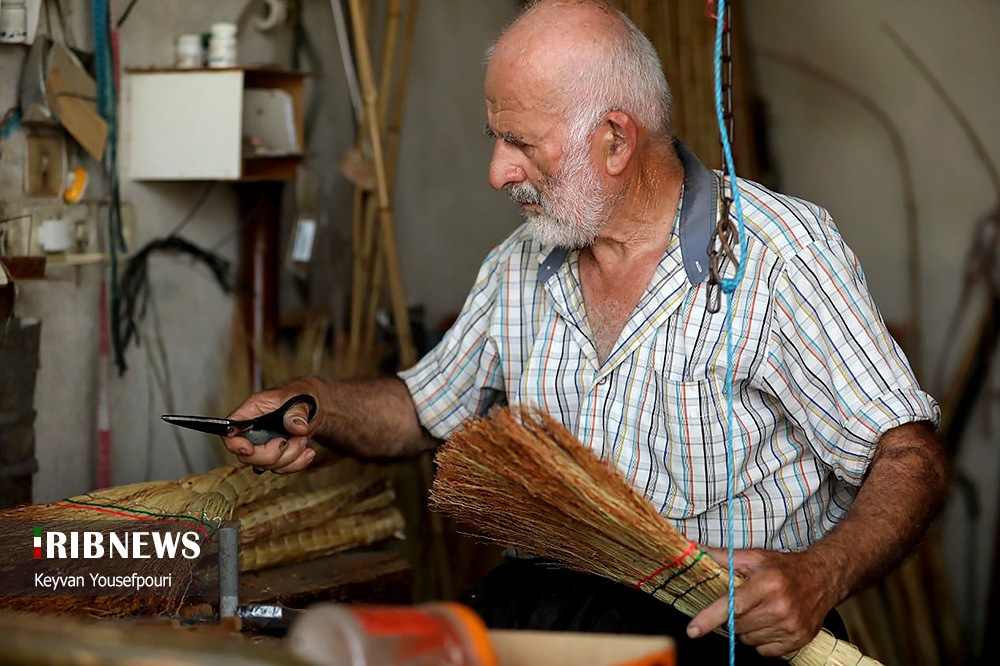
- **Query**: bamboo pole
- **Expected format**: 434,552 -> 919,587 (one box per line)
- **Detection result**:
357,0 -> 405,354
346,0 -> 416,368
362,0 -> 422,354
347,0 -> 400,374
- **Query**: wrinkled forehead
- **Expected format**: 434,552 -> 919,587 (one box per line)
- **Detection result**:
484,47 -> 571,130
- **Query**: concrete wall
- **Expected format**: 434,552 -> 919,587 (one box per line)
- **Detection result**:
745,0 -> 1000,646
1,0 -> 520,502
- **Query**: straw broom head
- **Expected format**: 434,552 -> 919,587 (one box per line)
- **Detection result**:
430,407 -> 882,666
0,457 -> 340,618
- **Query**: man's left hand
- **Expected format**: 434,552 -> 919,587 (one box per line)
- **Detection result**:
686,547 -> 844,658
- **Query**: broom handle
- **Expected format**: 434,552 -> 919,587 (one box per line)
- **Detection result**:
790,629 -> 884,666
663,559 -> 883,664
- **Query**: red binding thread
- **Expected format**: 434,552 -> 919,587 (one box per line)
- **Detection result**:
634,541 -> 697,589
51,502 -> 211,538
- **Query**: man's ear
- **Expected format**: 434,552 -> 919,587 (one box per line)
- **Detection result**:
600,110 -> 638,176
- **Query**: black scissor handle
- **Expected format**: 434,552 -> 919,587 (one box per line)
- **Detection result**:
245,394 -> 318,474
245,394 -> 318,443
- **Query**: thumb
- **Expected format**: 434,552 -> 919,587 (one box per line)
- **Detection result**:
283,402 -> 313,436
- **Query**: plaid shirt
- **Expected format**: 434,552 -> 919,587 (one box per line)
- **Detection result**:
400,144 -> 939,551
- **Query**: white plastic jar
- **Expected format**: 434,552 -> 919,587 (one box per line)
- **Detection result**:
175,33 -> 204,68
208,22 -> 238,68
0,0 -> 28,44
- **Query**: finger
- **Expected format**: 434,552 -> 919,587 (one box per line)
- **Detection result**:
273,448 -> 316,474
235,437 -> 287,468
270,437 -> 308,470
738,626 -> 785,647
226,393 -> 282,421
283,402 -> 313,436
754,640 -> 798,659
734,607 -> 778,635
688,583 -> 768,638
222,435 -> 256,457
688,596 -> 728,638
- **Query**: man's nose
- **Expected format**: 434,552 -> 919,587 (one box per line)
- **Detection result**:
488,142 -> 525,190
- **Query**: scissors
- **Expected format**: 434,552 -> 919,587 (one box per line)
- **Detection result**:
162,394 -> 318,474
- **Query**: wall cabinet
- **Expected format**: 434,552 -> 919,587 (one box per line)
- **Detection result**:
124,67 -> 305,182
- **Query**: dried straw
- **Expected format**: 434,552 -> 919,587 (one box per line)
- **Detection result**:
239,506 -> 405,572
430,408 -> 881,666
0,454 -> 390,617
235,471 -> 393,543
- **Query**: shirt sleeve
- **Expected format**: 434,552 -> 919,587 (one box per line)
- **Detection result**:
763,232 -> 940,486
398,246 -> 507,439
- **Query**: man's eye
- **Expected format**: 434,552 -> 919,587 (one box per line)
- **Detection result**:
502,133 -> 528,148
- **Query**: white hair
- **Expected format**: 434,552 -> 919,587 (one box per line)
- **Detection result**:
486,0 -> 673,145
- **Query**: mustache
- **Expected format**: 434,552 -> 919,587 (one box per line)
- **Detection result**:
507,182 -> 543,206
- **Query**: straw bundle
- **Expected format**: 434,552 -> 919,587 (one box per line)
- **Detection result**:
239,506 -> 405,572
235,470 -> 393,544
0,454 -> 405,617
430,408 -> 881,666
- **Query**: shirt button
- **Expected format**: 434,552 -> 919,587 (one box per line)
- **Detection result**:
596,376 -> 608,386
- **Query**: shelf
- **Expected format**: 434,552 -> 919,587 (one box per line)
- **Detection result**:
124,67 -> 306,182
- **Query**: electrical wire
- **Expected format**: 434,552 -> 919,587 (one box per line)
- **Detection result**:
116,0 -> 142,29
115,236 -> 234,375
137,288 -> 196,475
166,183 -> 215,238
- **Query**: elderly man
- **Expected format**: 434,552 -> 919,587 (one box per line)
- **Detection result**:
223,0 -> 948,662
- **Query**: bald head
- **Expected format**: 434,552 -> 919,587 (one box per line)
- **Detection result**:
486,0 -> 672,141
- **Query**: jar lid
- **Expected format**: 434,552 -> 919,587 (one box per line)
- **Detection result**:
211,22 -> 238,37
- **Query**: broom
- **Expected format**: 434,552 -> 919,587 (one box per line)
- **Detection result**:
0,455 -> 397,616
430,408 -> 882,666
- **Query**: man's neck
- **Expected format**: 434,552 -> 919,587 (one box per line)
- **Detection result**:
586,145 -> 684,273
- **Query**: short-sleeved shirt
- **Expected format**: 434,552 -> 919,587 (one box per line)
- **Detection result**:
400,144 -> 939,551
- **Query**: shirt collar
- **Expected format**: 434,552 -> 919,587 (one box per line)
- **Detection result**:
537,140 -> 715,286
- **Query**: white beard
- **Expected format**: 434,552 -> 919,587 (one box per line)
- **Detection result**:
508,140 -> 616,249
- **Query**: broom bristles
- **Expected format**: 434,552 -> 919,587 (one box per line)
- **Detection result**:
431,407 -> 882,666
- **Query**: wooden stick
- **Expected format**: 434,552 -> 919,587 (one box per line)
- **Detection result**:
347,0 -> 416,368
378,0 -> 404,131
348,0 -> 401,370
356,0 -> 405,355
386,0 -> 421,187
362,0 -> 422,354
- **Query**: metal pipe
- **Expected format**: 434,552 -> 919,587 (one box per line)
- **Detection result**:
219,526 -> 239,618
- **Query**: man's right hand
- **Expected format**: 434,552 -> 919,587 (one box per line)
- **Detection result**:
221,386 -> 318,474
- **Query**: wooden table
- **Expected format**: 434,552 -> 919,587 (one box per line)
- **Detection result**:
240,550 -> 413,608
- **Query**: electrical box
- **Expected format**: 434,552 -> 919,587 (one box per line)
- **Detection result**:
124,66 -> 305,182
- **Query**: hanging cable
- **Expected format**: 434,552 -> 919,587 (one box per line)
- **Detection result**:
115,237 -> 234,375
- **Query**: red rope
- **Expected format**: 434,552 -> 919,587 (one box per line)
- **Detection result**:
51,502 -> 211,538
634,541 -> 697,590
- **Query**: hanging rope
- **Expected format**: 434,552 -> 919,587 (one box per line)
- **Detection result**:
712,1 -> 749,664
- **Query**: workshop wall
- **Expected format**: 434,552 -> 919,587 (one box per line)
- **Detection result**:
1,1 -> 255,502
2,0 -> 519,503
745,0 -> 1000,647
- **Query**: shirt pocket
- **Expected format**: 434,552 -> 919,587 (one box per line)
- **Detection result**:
658,376 -> 731,518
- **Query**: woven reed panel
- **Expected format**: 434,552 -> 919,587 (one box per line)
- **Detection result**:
605,0 -> 761,178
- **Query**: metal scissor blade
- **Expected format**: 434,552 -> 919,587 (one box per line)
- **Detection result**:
161,415 -> 238,438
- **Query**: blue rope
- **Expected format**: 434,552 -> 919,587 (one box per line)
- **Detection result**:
713,2 -> 749,665
92,0 -> 128,371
